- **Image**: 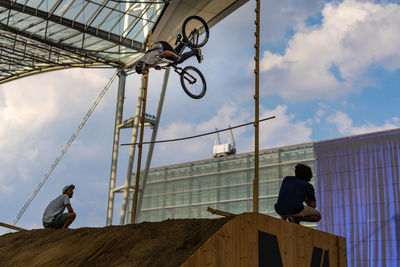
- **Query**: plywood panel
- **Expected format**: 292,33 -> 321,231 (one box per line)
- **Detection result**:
181,213 -> 347,267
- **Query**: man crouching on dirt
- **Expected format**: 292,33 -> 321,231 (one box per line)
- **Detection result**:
42,185 -> 76,229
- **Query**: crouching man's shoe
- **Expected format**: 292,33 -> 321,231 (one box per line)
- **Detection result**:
287,216 -> 301,224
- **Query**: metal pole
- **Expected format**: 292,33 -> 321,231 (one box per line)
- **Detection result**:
131,32 -> 152,223
136,67 -> 171,221
131,70 -> 149,223
253,0 -> 260,213
119,76 -> 145,225
106,69 -> 126,226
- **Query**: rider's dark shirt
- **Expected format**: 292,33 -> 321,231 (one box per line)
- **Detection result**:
274,176 -> 316,215
156,41 -> 177,53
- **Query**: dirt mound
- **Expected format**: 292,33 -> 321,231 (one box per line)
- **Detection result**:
0,217 -> 231,267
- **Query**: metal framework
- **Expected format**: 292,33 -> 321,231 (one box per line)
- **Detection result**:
0,0 -> 168,83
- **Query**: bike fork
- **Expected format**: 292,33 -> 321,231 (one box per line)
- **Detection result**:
174,66 -> 197,84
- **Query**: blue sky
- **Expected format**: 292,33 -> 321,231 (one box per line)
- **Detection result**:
1,0 -> 400,233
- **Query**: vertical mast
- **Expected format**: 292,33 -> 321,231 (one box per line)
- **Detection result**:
253,0 -> 260,212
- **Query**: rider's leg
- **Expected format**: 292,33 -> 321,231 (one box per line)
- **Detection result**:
175,42 -> 185,54
177,49 -> 203,64
177,51 -> 195,64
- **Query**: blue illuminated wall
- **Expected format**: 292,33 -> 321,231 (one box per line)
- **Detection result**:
314,129 -> 400,267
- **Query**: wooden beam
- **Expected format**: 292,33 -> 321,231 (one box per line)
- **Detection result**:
207,207 -> 235,217
0,222 -> 26,232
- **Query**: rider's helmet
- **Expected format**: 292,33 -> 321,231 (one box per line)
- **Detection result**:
135,61 -> 144,74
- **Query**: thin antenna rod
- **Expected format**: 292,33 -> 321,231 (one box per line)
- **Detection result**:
215,128 -> 221,144
229,125 -> 236,152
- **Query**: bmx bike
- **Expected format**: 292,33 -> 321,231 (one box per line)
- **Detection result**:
160,16 -> 209,99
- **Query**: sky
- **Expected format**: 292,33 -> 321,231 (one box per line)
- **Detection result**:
1,0 -> 400,234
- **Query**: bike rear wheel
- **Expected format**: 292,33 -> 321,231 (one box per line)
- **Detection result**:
182,16 -> 209,48
180,66 -> 207,99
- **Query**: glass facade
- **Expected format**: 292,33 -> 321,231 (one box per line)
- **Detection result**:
130,143 -> 316,226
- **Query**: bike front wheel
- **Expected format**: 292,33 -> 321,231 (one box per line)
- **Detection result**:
180,66 -> 207,99
182,16 -> 209,48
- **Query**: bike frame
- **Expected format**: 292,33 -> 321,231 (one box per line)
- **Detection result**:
175,27 -> 200,56
158,58 -> 197,85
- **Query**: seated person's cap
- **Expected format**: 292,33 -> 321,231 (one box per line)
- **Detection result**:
63,184 -> 75,194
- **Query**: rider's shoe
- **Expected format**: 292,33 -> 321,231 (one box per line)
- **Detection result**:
175,34 -> 182,45
195,48 -> 203,63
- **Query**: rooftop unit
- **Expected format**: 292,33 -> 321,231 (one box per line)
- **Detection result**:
213,126 -> 236,157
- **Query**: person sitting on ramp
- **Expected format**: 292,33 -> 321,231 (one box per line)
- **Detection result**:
274,164 -> 321,224
42,184 -> 76,229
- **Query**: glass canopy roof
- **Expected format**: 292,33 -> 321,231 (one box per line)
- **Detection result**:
0,0 -> 168,83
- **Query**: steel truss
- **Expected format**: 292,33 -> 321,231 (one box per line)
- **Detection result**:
0,0 -> 168,83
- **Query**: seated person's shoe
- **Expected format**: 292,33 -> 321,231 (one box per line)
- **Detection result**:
195,48 -> 203,63
287,216 -> 301,224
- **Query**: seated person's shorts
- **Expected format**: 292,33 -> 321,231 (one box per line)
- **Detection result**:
43,212 -> 68,229
281,206 -> 321,219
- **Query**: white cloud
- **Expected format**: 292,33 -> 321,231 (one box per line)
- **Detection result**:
152,104 -> 313,166
327,110 -> 400,135
0,184 -> 15,194
261,51 -> 284,72
258,105 -> 312,148
0,68 -> 112,191
260,0 -> 400,101
155,104 -> 250,164
314,103 -> 330,123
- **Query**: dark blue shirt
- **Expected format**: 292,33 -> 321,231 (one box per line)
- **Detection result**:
274,176 -> 316,215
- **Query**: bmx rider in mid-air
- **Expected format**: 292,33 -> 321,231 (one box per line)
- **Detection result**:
135,40 -> 203,75
132,15 -> 209,99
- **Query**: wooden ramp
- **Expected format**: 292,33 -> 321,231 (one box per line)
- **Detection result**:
181,213 -> 347,267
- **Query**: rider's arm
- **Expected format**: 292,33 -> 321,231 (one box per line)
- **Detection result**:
159,50 -> 181,61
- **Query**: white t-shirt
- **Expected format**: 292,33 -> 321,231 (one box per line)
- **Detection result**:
141,43 -> 163,65
42,194 -> 71,223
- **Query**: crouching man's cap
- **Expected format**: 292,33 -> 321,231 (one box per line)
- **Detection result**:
62,184 -> 75,194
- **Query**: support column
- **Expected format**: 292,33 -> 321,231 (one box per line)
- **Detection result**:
253,0 -> 260,212
107,69 -> 126,226
119,75 -> 145,225
131,70 -> 149,223
136,67 -> 171,221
